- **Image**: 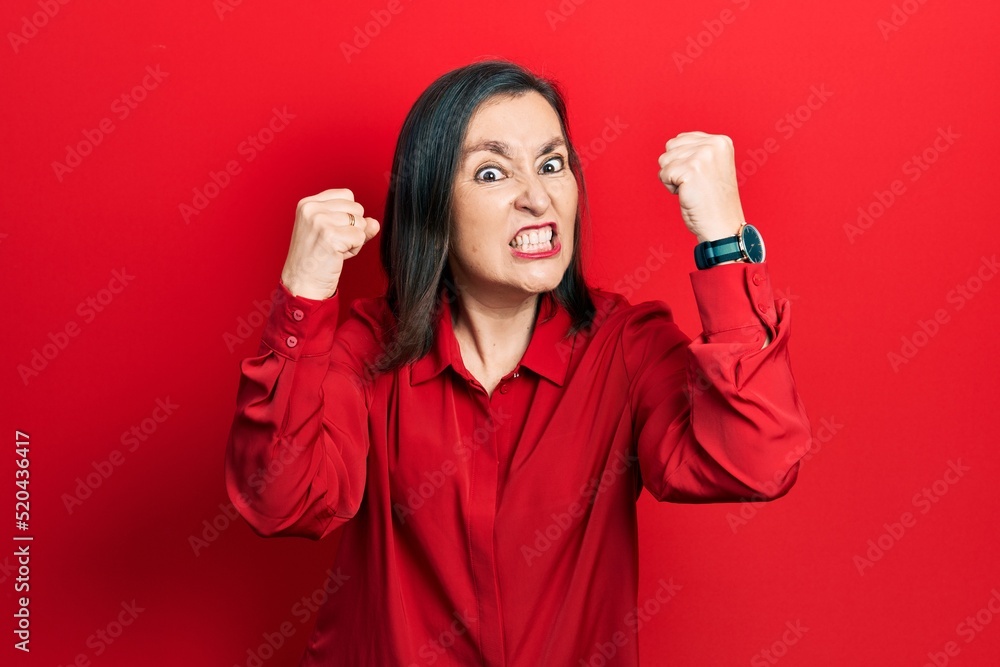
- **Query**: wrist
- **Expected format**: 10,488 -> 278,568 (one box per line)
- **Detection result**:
694,220 -> 745,244
280,277 -> 337,301
693,222 -> 764,270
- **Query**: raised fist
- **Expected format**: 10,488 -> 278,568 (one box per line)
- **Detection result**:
279,188 -> 380,300
658,132 -> 746,243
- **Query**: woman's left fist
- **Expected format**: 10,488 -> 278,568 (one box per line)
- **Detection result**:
658,131 -> 745,243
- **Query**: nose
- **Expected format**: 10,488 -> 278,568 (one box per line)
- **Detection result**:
513,170 -> 552,217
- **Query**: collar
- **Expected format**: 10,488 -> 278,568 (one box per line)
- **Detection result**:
409,287 -> 574,387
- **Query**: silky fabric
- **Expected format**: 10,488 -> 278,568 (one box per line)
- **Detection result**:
224,260 -> 811,666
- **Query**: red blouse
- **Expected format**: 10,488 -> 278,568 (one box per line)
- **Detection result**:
224,261 -> 811,666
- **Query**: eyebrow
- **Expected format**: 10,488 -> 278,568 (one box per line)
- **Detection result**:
461,136 -> 566,162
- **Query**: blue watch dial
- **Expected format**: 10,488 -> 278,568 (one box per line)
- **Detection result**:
740,224 -> 766,263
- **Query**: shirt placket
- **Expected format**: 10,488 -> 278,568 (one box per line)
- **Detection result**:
465,366 -> 519,667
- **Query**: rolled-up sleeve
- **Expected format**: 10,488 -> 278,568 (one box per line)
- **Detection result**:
224,281 -> 373,539
626,261 -> 811,503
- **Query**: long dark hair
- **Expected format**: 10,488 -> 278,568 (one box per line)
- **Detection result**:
376,59 -> 595,373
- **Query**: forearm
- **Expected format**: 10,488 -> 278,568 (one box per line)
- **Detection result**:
225,283 -> 368,539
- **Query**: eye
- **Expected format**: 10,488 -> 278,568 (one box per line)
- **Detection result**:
475,165 -> 505,183
540,155 -> 565,174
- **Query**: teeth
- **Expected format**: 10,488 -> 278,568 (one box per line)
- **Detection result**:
510,226 -> 554,248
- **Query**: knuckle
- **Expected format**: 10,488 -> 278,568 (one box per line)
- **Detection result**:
694,145 -> 714,162
299,200 -> 320,217
710,134 -> 732,152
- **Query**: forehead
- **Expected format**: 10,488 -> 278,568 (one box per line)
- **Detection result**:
462,91 -> 564,150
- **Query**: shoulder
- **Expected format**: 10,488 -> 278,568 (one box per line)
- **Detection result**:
344,292 -> 394,332
582,286 -> 688,376
333,293 -> 395,365
585,285 -> 677,333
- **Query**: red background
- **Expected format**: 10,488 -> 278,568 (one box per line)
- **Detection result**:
3,0 -> 998,665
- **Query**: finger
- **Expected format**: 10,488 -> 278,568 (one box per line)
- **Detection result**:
326,223 -> 368,256
303,188 -> 355,203
327,199 -> 366,218
303,199 -> 366,218
658,144 -> 702,169
361,217 -> 381,242
664,131 -> 710,151
659,160 -> 691,194
313,196 -> 366,219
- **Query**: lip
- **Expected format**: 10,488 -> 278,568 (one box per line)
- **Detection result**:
509,222 -> 561,260
510,237 -> 561,259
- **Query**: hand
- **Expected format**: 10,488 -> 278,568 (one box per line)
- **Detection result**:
279,188 -> 380,300
657,132 -> 746,243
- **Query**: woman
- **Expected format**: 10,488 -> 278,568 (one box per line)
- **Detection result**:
225,59 -> 811,666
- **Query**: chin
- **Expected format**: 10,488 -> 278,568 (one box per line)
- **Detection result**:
520,275 -> 562,295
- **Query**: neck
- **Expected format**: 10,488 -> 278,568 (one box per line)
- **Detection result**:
451,287 -> 540,377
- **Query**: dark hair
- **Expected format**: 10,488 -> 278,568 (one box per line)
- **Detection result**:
376,59 -> 595,372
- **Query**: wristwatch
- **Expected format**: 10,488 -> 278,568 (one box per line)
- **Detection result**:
694,223 -> 766,269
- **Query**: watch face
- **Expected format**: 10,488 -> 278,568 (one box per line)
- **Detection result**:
740,224 -> 766,263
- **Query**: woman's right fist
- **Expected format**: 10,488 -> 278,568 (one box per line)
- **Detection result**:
279,188 -> 380,300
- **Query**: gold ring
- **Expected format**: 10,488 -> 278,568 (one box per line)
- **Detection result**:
347,213 -> 356,227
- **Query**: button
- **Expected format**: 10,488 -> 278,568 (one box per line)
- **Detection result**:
291,308 -> 304,321
500,384 -> 509,394
757,303 -> 768,313
286,335 -> 298,348
752,274 -> 763,286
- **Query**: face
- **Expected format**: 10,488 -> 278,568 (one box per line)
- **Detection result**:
448,91 -> 578,306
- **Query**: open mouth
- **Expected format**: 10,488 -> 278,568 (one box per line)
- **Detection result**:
509,223 -> 557,255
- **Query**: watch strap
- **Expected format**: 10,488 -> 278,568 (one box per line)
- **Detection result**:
694,237 -> 744,269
